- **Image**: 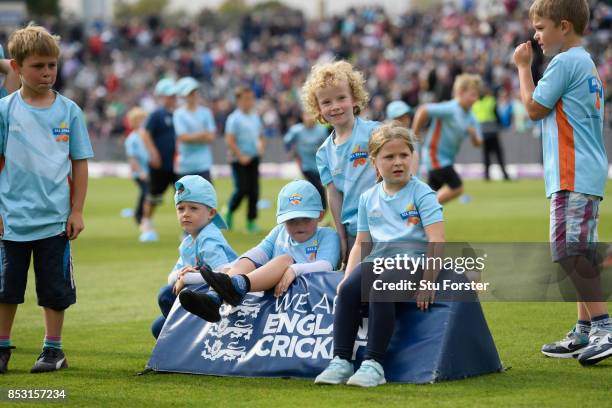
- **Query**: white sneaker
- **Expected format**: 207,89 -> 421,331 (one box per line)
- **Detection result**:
346,360 -> 386,387
314,356 -> 354,385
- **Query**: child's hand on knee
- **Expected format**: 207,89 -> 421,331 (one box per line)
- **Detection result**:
274,266 -> 296,297
416,288 -> 435,311
172,277 -> 186,295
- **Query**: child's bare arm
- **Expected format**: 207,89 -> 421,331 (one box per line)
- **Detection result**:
467,127 -> 483,147
139,128 -> 161,169
416,222 -> 445,311
67,159 -> 88,240
513,42 -> 551,121
327,182 -> 347,260
411,106 -> 429,141
176,130 -> 215,143
225,132 -> 251,165
127,157 -> 147,180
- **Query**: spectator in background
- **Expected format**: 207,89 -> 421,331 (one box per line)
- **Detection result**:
284,111 -> 330,210
386,100 -> 419,176
173,77 -> 216,182
224,86 -> 265,233
124,107 -> 149,226
472,86 -> 510,181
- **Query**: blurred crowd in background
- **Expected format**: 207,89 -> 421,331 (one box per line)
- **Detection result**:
1,0 -> 611,145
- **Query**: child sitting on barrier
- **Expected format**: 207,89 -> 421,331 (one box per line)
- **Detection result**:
151,175 -> 237,338
314,122 -> 445,387
179,180 -> 341,322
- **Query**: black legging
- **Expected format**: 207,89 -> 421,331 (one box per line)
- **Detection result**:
228,157 -> 260,221
133,177 -> 148,225
333,263 -> 404,364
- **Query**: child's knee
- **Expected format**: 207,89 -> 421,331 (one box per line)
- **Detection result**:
151,315 -> 165,339
157,284 -> 176,314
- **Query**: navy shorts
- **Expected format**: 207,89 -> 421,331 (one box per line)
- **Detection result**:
427,165 -> 463,190
0,233 -> 75,310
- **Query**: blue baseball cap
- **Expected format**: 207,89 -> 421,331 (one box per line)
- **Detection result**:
386,100 -> 412,119
176,77 -> 200,97
174,175 -> 228,229
276,180 -> 323,224
154,78 -> 177,96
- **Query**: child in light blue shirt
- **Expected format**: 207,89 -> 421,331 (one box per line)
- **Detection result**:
513,0 -> 611,366
315,122 -> 444,387
179,179 -> 340,322
0,24 -> 94,374
301,61 -> 380,263
173,77 -> 216,181
412,74 -> 483,204
124,107 -> 149,226
151,175 -> 237,338
224,86 -> 265,233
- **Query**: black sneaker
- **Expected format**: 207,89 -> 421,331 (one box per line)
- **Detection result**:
541,328 -> 589,358
179,290 -> 221,322
0,346 -> 13,374
578,328 -> 612,366
198,266 -> 243,306
30,347 -> 68,373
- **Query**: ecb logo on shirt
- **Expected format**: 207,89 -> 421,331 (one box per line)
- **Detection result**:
289,193 -> 302,205
306,240 -> 318,261
588,74 -> 603,111
349,145 -> 368,167
400,204 -> 420,226
53,122 -> 71,142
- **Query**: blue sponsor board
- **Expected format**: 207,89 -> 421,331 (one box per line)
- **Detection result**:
148,272 -> 503,383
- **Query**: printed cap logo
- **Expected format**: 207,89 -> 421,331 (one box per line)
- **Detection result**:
289,193 -> 302,205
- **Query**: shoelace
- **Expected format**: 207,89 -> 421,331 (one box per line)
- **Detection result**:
562,328 -> 580,342
39,348 -> 62,361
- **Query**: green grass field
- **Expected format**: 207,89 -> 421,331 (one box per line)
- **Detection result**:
3,177 -> 612,407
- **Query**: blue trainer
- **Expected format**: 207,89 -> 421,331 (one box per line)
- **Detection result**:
314,356 -> 354,385
578,327 -> 612,366
346,360 -> 386,387
541,328 -> 589,358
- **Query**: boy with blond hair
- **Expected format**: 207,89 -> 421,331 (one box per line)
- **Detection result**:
412,74 -> 483,204
513,0 -> 610,365
0,24 -> 94,373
